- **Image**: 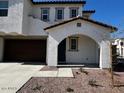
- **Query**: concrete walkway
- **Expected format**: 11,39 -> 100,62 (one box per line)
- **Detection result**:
34,68 -> 73,77
0,63 -> 73,93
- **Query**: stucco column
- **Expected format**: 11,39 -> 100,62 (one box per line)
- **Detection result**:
47,35 -> 58,66
100,40 -> 111,69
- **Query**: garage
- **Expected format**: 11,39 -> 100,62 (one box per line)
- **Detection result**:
3,39 -> 46,63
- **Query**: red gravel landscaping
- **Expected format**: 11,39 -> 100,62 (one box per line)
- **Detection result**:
17,68 -> 124,93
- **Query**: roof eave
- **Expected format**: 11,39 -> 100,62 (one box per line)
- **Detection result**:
31,0 -> 86,4
44,17 -> 117,32
83,10 -> 96,13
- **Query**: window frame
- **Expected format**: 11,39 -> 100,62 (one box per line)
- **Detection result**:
0,0 -> 9,17
41,8 -> 50,21
55,7 -> 64,21
69,37 -> 78,51
70,7 -> 79,18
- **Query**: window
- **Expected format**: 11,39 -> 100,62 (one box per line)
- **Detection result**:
69,37 -> 78,51
0,1 -> 8,17
41,8 -> 49,21
77,23 -> 81,27
70,8 -> 78,18
55,8 -> 64,20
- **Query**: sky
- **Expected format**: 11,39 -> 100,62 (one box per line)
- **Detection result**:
84,0 -> 124,38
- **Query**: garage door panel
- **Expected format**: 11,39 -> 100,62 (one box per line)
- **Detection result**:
4,39 -> 46,62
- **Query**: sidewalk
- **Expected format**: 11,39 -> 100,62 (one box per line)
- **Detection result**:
34,68 -> 73,77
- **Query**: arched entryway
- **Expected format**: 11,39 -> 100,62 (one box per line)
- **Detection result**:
45,18 -> 112,68
58,34 -> 100,67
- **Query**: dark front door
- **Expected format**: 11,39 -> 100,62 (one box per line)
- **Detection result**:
4,39 -> 46,63
58,39 -> 66,63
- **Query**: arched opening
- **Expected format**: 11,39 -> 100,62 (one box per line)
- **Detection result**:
58,34 -> 100,67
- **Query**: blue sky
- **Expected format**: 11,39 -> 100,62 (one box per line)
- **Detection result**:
84,0 -> 124,38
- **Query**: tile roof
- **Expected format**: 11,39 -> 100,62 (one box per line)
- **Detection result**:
44,16 -> 117,32
32,0 -> 86,4
83,10 -> 96,13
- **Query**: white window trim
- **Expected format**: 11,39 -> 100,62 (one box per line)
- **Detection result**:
55,7 -> 64,21
69,37 -> 78,51
41,8 -> 49,21
0,8 -> 8,10
69,7 -> 79,18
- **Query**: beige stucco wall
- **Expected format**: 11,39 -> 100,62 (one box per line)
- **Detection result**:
28,17 -> 49,36
100,40 -> 111,68
31,4 -> 83,24
0,0 -> 84,36
22,0 -> 32,34
22,2 -> 84,35
46,19 -> 111,44
46,19 -> 112,68
66,35 -> 99,64
0,0 -> 24,34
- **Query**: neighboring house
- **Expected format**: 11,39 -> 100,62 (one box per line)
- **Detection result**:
112,38 -> 124,58
0,0 -> 117,68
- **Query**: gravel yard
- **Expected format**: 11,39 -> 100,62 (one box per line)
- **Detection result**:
17,67 -> 124,93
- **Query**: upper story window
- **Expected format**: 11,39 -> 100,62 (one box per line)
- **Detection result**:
0,1 -> 8,17
41,8 -> 49,21
55,8 -> 64,21
70,7 -> 79,18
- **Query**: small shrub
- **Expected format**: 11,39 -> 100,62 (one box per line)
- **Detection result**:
66,87 -> 74,92
79,68 -> 89,75
88,79 -> 98,87
32,85 -> 42,91
76,71 -> 80,75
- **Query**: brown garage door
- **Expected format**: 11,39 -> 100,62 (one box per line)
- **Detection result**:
4,39 -> 46,62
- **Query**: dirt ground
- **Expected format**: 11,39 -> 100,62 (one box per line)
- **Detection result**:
17,66 -> 124,93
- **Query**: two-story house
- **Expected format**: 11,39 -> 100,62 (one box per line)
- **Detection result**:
0,0 -> 117,68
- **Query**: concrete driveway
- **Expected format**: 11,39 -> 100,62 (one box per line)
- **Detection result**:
0,63 -> 44,93
0,63 -> 73,93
